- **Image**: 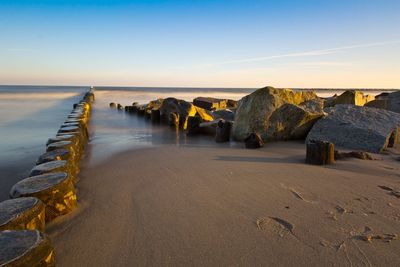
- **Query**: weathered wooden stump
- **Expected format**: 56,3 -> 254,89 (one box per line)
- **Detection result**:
36,149 -> 77,175
215,120 -> 232,143
306,140 -> 335,165
0,197 -> 45,232
109,102 -> 117,109
10,172 -> 77,222
186,116 -> 202,135
47,134 -> 83,154
245,133 -> 264,149
30,160 -> 77,183
46,141 -> 78,162
0,230 -> 55,267
169,112 -> 180,128
151,109 -> 161,123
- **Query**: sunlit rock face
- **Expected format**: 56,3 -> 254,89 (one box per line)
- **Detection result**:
306,104 -> 400,153
159,98 -> 197,129
327,90 -> 375,107
232,86 -> 319,141
366,91 -> 400,113
193,97 -> 227,111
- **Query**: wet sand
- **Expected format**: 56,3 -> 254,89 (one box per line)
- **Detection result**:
48,138 -> 400,266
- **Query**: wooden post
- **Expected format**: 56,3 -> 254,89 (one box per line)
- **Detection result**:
215,120 -> 232,143
306,140 -> 335,165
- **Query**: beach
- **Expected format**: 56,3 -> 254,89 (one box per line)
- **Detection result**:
42,90 -> 400,266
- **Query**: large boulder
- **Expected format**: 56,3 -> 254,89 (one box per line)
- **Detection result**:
232,86 -> 319,141
365,91 -> 400,113
193,97 -> 227,111
329,90 -> 374,106
212,109 -> 235,122
266,100 -> 324,141
159,98 -> 197,129
306,105 -> 400,153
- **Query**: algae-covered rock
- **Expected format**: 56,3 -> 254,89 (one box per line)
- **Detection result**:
329,90 -> 374,106
0,197 -> 45,232
306,105 -> 400,153
159,98 -> 197,129
232,86 -> 318,141
266,101 -> 323,141
193,97 -> 227,111
0,230 -> 55,267
10,172 -> 77,222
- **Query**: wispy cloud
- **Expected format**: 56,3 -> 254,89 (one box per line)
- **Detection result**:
198,40 -> 400,68
282,61 -> 354,67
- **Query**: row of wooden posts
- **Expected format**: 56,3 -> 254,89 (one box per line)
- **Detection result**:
0,90 -> 95,267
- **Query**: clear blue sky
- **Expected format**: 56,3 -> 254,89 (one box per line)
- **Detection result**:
1,0 -> 399,88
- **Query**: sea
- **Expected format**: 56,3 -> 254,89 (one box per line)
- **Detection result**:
0,85 -> 397,200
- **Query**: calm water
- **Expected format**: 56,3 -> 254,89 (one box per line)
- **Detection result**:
0,85 -> 397,200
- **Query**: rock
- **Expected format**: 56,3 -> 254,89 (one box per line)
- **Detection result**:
215,120 -> 232,143
388,127 -> 399,148
306,140 -> 335,165
232,86 -> 319,141
10,172 -> 77,222
306,105 -> 400,153
117,103 -> 123,110
186,116 -> 202,135
169,112 -> 180,128
245,133 -> 264,149
147,99 -> 164,110
266,101 -> 324,141
193,97 -> 227,111
334,150 -> 374,160
159,98 -> 196,129
0,197 -> 45,232
375,92 -> 390,100
227,99 -> 238,108
0,230 -> 55,267
331,90 -> 374,106
194,106 -> 214,122
365,91 -> 400,113
151,109 -> 161,123
109,103 -> 117,108
212,109 -> 235,121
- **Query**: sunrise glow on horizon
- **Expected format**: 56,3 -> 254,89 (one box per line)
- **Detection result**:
1,0 -> 399,88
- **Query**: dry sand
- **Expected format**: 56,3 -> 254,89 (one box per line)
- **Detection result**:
47,138 -> 400,266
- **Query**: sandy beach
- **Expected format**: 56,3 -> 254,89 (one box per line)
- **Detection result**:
46,97 -> 400,266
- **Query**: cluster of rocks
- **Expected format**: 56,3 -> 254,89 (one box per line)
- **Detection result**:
114,96 -> 237,142
112,85 -> 400,163
0,90 -> 94,266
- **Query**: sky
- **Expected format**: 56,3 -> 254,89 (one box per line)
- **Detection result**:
0,0 -> 399,88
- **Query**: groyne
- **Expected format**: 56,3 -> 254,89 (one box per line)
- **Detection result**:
0,90 -> 95,266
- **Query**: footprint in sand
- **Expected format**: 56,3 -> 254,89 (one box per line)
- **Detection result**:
378,185 -> 400,198
256,217 -> 294,238
280,183 -> 314,203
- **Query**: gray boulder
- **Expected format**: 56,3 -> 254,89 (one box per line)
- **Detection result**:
306,105 -> 400,153
365,91 -> 400,113
232,86 -> 319,141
